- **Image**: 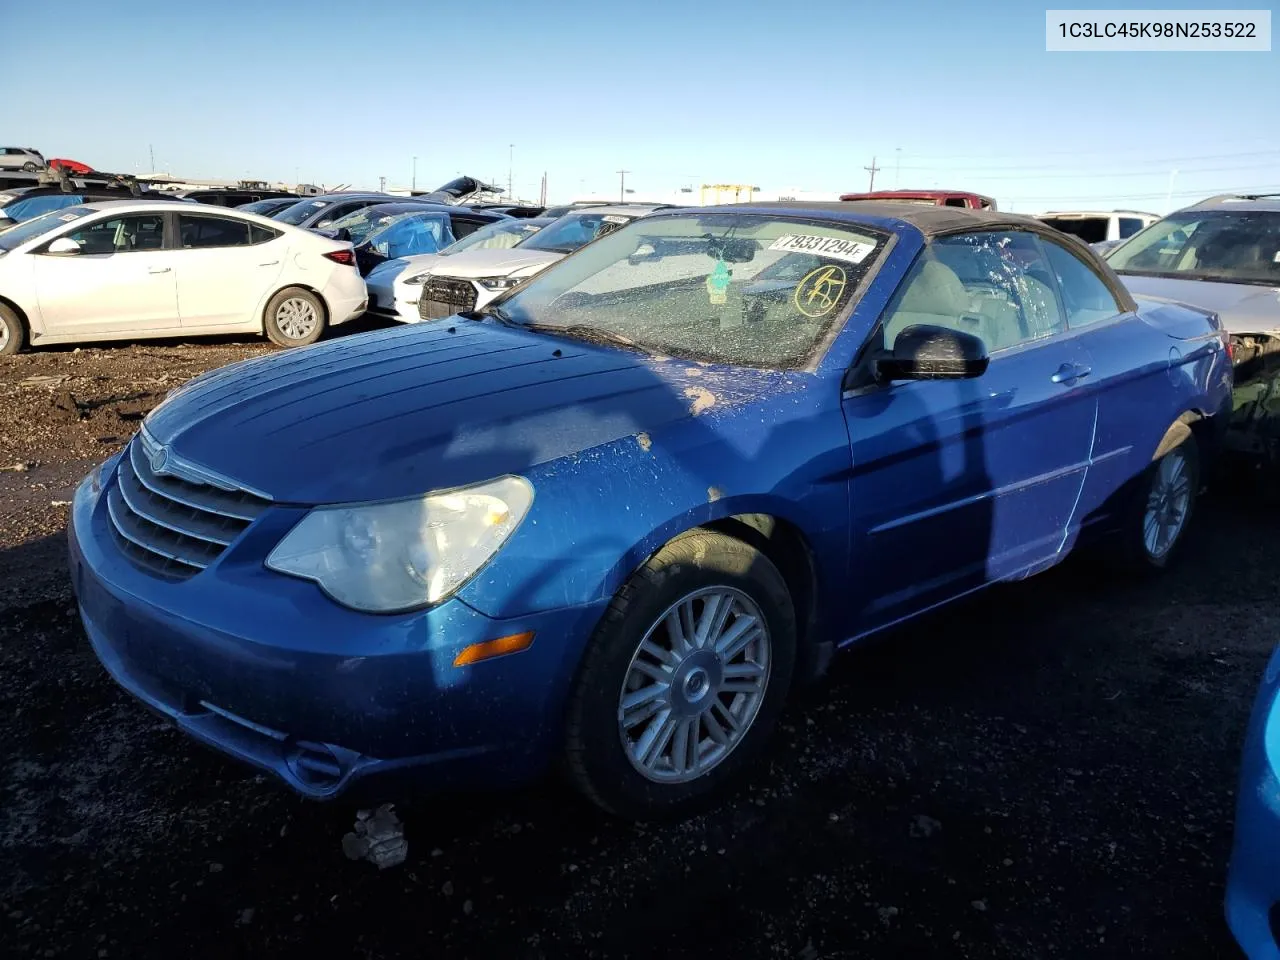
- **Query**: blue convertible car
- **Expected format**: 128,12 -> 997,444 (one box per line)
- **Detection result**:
68,203 -> 1232,818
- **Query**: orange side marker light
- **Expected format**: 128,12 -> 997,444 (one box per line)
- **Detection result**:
453,631 -> 535,668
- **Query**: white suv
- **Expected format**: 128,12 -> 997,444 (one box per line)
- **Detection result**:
1035,209 -> 1160,246
0,147 -> 46,172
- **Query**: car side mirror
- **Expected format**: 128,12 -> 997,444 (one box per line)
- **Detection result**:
334,227 -> 352,242
46,237 -> 81,256
876,324 -> 989,382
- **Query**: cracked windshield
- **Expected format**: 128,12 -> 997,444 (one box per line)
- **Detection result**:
499,214 -> 888,366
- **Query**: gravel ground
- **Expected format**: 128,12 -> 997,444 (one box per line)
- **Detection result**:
0,333 -> 1271,959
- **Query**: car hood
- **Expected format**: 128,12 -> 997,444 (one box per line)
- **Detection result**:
367,252 -> 441,282
144,322 -> 785,504
426,247 -> 563,279
1118,274 -> 1280,336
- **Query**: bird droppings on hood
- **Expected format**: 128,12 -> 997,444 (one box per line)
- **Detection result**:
684,387 -> 717,415
635,432 -> 652,452
684,367 -> 703,377
707,486 -> 723,502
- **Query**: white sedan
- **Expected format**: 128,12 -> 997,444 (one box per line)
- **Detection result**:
0,200 -> 368,355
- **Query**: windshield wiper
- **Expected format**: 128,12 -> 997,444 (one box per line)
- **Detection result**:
522,323 -> 647,352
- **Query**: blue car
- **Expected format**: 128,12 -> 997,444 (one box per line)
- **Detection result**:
1228,645 -> 1280,958
68,203 -> 1233,818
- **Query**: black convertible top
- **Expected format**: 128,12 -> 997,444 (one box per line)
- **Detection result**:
674,201 -> 1139,313
721,201 -> 1044,238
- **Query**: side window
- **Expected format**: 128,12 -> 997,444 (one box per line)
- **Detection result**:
943,197 -> 967,208
1042,240 -> 1123,329
449,217 -> 489,240
882,231 -> 1066,353
61,214 -> 166,254
1118,217 -> 1144,239
248,223 -> 281,245
179,215 -> 251,248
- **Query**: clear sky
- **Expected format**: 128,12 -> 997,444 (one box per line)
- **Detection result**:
5,0 -> 1277,212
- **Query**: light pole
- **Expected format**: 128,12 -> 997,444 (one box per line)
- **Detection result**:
508,144 -> 514,199
379,175 -> 386,193
412,156 -> 418,191
617,169 -> 630,202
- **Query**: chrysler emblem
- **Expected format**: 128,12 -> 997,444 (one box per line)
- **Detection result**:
150,446 -> 169,475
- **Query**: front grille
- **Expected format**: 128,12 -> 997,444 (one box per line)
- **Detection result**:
419,276 -> 477,320
107,432 -> 271,579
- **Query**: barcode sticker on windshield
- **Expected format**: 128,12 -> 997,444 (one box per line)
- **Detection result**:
58,213 -> 80,222
769,234 -> 875,264
601,215 -> 629,224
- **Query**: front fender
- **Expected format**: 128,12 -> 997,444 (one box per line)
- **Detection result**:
457,389 -> 853,622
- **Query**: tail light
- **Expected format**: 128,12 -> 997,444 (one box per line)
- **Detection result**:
324,249 -> 355,266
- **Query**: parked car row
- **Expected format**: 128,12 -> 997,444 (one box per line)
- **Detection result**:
2,170 -> 1273,954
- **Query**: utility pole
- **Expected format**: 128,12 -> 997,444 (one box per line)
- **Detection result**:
864,156 -> 880,192
894,147 -> 901,188
412,156 -> 418,191
540,171 -> 547,206
149,144 -> 155,172
617,169 -> 630,202
1165,168 -> 1179,210
508,144 -> 514,200
379,175 -> 386,192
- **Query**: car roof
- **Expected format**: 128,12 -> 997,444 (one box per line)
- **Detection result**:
74,200 -> 273,219
342,201 -> 460,216
1037,210 -> 1159,218
1184,194 -> 1280,213
661,201 -> 1051,238
560,203 -> 672,217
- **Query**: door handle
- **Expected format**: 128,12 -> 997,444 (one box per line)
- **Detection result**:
148,266 -> 171,274
1051,362 -> 1091,384
258,260 -> 280,266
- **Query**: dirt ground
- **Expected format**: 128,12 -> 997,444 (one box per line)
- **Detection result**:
0,332 -> 1272,959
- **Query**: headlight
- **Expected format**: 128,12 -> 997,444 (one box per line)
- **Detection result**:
404,272 -> 431,285
265,476 -> 533,613
475,275 -> 524,292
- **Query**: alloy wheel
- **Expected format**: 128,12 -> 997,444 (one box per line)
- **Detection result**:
618,586 -> 771,784
1143,448 -> 1192,560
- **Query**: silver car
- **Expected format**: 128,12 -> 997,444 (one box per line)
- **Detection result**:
0,147 -> 45,172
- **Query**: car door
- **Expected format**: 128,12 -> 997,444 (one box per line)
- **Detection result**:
1037,236 -> 1156,535
31,212 -> 180,336
173,213 -> 287,328
841,230 -> 1097,632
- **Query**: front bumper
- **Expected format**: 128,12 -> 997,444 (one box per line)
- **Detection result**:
366,274 -> 421,323
68,463 -> 608,800
1227,651 -> 1280,959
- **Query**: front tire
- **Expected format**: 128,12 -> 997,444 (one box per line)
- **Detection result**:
21,162 -> 38,172
264,287 -> 327,347
565,530 -> 796,819
0,303 -> 25,356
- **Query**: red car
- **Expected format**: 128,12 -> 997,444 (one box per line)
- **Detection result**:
47,158 -> 94,175
840,189 -> 996,210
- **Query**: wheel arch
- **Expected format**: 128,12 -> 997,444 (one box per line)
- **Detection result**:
0,294 -> 32,341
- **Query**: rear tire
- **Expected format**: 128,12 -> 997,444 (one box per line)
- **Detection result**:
564,530 -> 796,820
1112,425 -> 1200,573
264,287 -> 326,348
21,162 -> 38,172
0,303 -> 25,356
